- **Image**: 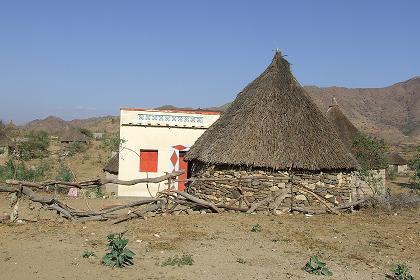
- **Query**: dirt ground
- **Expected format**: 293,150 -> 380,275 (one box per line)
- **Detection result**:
0,193 -> 419,280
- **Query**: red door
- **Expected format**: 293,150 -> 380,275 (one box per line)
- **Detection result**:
178,151 -> 188,191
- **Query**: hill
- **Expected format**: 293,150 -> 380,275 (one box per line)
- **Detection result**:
304,77 -> 420,144
21,77 -> 420,144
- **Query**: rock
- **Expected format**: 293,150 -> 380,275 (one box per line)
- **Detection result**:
295,195 -> 307,201
270,186 -> 279,192
307,184 -> 315,190
277,182 -> 286,189
186,209 -> 195,215
251,180 -> 260,186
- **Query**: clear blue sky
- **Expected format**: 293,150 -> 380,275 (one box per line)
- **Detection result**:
0,0 -> 419,124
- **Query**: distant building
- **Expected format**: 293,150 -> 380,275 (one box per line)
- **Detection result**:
118,108 -> 220,197
93,132 -> 104,139
387,152 -> 408,174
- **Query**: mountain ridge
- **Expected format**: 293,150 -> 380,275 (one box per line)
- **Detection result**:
21,77 -> 420,144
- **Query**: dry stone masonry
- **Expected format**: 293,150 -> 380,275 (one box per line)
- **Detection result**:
188,166 -> 385,212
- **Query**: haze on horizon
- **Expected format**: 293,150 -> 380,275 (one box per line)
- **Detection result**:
0,0 -> 419,125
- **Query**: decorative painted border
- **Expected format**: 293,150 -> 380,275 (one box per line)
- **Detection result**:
138,114 -> 204,124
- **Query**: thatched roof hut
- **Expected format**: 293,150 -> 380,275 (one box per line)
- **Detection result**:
185,52 -> 358,171
103,153 -> 119,175
387,152 -> 407,166
59,127 -> 88,143
326,97 -> 360,150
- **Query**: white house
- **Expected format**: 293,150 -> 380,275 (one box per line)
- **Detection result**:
118,108 -> 220,197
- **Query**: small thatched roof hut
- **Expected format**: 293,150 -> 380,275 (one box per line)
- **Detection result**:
59,127 -> 88,143
387,152 -> 407,166
185,51 -> 358,171
326,97 -> 360,150
103,153 -> 119,175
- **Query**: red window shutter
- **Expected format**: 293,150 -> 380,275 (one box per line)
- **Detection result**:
140,150 -> 158,172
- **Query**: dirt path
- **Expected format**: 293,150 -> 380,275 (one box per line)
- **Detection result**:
0,205 -> 419,280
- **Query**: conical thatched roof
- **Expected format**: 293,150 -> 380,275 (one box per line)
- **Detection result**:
326,97 -> 360,150
185,52 -> 358,171
103,153 -> 119,174
387,152 -> 407,165
59,127 -> 88,143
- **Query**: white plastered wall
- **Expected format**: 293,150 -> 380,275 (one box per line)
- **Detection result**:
118,109 -> 219,197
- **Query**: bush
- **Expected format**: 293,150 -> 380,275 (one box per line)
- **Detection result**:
352,133 -> 388,170
251,224 -> 262,232
56,164 -> 74,182
79,128 -> 93,139
408,147 -> 420,189
82,250 -> 96,258
303,256 -> 333,276
0,160 -> 49,181
15,131 -> 50,160
389,263 -> 415,280
68,142 -> 87,155
102,232 -> 135,268
102,135 -> 126,152
386,167 -> 397,180
162,254 -> 194,267
370,193 -> 420,210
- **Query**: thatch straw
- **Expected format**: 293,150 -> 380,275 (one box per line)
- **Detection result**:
386,152 -> 407,165
185,52 -> 358,171
103,153 -> 119,174
59,127 -> 88,143
326,97 -> 360,150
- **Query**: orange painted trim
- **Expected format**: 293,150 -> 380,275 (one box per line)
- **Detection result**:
120,107 -> 221,115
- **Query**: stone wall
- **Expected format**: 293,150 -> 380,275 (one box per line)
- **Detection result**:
188,166 -> 383,211
104,171 -> 118,196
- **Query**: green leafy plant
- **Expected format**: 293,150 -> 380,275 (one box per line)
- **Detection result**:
386,167 -> 397,180
352,133 -> 388,170
56,164 -> 74,182
303,256 -> 333,276
68,141 -> 87,155
102,232 -> 135,268
82,250 -> 96,258
162,254 -> 194,267
88,187 -> 104,198
388,263 -> 415,280
408,147 -> 420,190
0,160 -> 50,181
79,128 -> 93,139
251,224 -> 262,232
14,130 -> 50,160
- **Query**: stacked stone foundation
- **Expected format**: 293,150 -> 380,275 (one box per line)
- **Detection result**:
188,166 -> 385,212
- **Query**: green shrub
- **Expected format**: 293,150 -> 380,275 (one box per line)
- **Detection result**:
56,165 -> 74,182
352,133 -> 388,170
303,256 -> 333,276
102,232 -> 135,268
251,224 -> 262,232
162,254 -> 194,267
409,147 -> 420,189
79,128 -> 93,139
102,136 -> 126,152
82,250 -> 96,258
390,263 -> 415,280
15,131 -> 50,160
0,160 -> 49,181
68,142 -> 87,155
386,167 -> 397,180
